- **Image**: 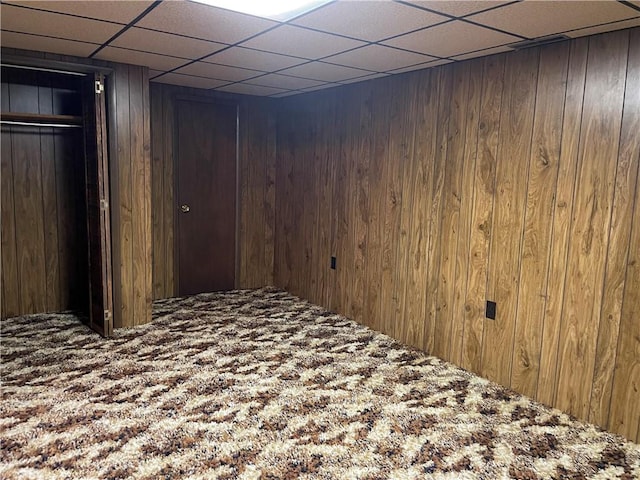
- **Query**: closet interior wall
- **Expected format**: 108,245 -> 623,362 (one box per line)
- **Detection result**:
1,47 -> 152,329
1,67 -> 88,317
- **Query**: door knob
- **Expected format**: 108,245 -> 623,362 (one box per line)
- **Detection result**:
180,204 -> 190,213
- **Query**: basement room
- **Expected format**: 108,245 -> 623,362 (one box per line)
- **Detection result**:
1,0 -> 639,478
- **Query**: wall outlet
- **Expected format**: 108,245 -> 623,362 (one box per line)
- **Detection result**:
486,300 -> 496,320
331,256 -> 337,270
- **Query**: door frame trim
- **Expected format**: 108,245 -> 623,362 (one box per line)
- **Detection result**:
172,95 -> 240,295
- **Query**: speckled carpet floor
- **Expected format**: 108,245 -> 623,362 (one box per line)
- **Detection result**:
1,288 -> 639,479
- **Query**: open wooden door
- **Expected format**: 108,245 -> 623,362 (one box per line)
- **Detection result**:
82,72 -> 113,337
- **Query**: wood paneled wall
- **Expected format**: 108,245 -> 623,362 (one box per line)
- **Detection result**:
273,28 -> 640,441
108,63 -> 152,328
1,48 -> 152,329
150,83 -> 275,299
1,69 -> 88,317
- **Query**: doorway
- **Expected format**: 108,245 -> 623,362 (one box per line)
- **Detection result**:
175,98 -> 238,296
1,65 -> 114,336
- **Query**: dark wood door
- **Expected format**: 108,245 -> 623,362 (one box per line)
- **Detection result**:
176,99 -> 237,296
82,73 -> 113,336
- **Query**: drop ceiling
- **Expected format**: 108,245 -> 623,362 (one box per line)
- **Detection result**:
1,0 -> 639,97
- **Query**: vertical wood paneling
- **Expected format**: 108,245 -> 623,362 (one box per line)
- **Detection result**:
342,90 -> 360,315
309,92 -> 334,307
536,38 -> 588,407
554,31 -> 628,420
1,81 -> 20,318
10,77 -> 47,314
433,63 -> 470,359
510,43 -> 569,398
391,73 -> 419,344
37,77 -> 61,309
98,60 -> 154,329
150,83 -> 165,299
162,86 -> 175,296
113,65 -> 134,327
396,71 -> 424,348
130,66 -> 148,327
482,48 -> 539,386
273,28 -> 640,440
350,83 -> 373,324
364,78 -> 392,332
239,102 -> 251,288
380,79 -> 409,337
589,29 -> 639,428
275,108 -> 295,291
461,55 -> 503,374
450,59 -> 482,365
607,28 -> 640,443
424,67 -> 452,354
401,70 -> 437,349
141,69 -> 152,327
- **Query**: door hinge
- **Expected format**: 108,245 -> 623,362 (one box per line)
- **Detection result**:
95,80 -> 104,94
104,310 -> 112,322
100,198 -> 109,211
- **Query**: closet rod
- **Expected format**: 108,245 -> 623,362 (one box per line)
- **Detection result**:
1,120 -> 82,128
1,63 -> 86,76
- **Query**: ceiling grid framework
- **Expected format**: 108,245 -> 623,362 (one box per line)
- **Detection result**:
1,0 -> 639,97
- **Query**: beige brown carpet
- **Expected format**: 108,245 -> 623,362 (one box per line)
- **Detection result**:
1,288 -> 639,479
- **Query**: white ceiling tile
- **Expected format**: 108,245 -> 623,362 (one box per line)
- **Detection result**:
135,1 -> 276,44
292,1 -> 447,42
247,73 -> 326,90
174,61 -> 262,82
468,0 -> 640,39
404,1 -> 512,17
339,72 -> 390,84
149,69 -> 165,78
450,44 -> 512,60
386,58 -> 452,74
203,47 -> 306,71
111,27 -> 227,60
240,25 -> 366,59
94,47 -> 188,70
0,4 -> 122,44
2,1 -> 154,24
383,20 -> 519,57
325,44 -> 436,72
217,83 -> 289,96
270,90 -> 303,98
300,83 -> 340,93
151,72 -> 229,89
565,17 -> 640,38
279,62 -> 371,82
0,30 -> 98,57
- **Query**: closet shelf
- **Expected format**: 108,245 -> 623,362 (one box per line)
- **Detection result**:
1,111 -> 83,126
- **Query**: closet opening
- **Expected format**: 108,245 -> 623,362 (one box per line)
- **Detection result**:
1,63 -> 114,336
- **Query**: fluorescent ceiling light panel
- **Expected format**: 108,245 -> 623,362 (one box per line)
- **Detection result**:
191,0 -> 331,21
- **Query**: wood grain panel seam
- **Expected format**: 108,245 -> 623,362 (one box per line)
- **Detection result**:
9,128 -> 22,312
602,156 -> 640,426
549,42 -> 590,408
478,60 -> 505,376
533,49 -> 572,399
599,69 -> 640,425
508,52 -> 541,387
